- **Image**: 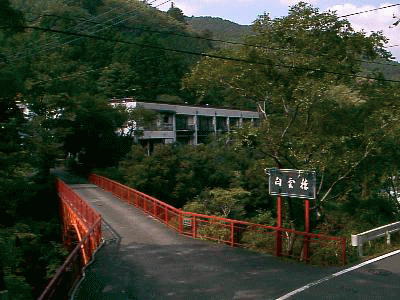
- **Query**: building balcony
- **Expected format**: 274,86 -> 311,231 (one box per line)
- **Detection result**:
197,126 -> 215,132
139,123 -> 173,131
176,124 -> 196,131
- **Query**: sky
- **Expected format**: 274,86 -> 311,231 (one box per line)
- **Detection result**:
160,0 -> 400,61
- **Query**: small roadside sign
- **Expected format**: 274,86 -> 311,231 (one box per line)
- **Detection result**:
266,168 -> 316,199
183,218 -> 192,227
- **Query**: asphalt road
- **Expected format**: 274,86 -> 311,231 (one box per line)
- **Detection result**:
284,251 -> 400,299
70,184 -> 400,299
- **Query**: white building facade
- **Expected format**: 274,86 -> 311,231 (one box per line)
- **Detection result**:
110,99 -> 260,148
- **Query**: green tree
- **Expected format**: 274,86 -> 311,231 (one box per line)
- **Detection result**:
97,62 -> 140,98
184,188 -> 249,219
167,3 -> 186,24
184,3 -> 400,232
61,94 -> 129,170
119,140 -> 249,208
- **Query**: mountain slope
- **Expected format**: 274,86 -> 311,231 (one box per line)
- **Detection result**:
186,16 -> 252,42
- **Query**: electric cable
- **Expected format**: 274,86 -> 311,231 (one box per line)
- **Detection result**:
3,2 -> 399,75
335,4 -> 400,53
21,13 -> 400,69
338,3 -> 400,18
10,25 -> 400,84
11,2 -> 137,61
9,2 -> 400,67
10,0 -> 170,63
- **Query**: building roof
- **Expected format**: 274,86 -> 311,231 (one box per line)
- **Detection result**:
109,98 -> 259,118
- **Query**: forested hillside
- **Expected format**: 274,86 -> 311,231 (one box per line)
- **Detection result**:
1,0 -> 400,297
186,16 -> 252,41
187,16 -> 400,79
366,59 -> 400,80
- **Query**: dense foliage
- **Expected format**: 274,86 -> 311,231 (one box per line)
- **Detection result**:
0,0 -> 214,297
1,0 -> 400,295
105,3 -> 400,240
183,3 -> 400,232
0,1 -> 66,297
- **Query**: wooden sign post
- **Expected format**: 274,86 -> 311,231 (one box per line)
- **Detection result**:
267,168 -> 316,262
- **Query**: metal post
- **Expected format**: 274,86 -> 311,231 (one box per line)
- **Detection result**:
230,222 -> 235,247
164,206 -> 168,224
275,196 -> 282,256
386,231 -> 391,245
192,216 -> 197,238
303,199 -> 310,262
98,221 -> 102,245
277,196 -> 282,227
213,114 -> 217,136
305,200 -> 310,232
358,244 -> 363,257
153,199 -> 157,217
172,113 -> 177,142
179,210 -> 183,234
194,114 -> 198,145
342,238 -> 347,265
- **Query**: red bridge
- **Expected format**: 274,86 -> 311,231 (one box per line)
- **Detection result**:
38,175 -> 400,299
38,180 -> 102,299
89,174 -> 346,264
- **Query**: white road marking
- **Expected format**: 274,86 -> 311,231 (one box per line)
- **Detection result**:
276,249 -> 400,299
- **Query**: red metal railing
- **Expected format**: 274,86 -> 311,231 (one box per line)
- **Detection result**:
90,174 -> 346,265
38,180 -> 102,300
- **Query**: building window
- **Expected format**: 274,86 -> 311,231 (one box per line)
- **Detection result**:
163,114 -> 170,123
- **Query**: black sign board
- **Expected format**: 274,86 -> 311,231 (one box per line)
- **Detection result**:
267,168 -> 316,199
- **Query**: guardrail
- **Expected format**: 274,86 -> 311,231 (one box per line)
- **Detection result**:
89,174 -> 347,265
57,180 -> 101,230
38,180 -> 102,300
351,221 -> 400,257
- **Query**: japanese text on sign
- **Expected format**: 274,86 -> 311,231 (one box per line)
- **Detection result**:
267,168 -> 316,199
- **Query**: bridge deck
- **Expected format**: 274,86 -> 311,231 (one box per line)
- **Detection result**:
70,184 -> 400,299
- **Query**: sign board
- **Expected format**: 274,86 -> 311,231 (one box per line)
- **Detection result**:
183,218 -> 192,227
267,168 -> 316,199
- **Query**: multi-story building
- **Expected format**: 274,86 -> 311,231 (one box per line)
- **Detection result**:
110,99 -> 260,150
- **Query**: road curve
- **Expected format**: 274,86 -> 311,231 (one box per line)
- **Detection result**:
71,184 -> 393,300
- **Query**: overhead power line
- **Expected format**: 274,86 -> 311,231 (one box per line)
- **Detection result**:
12,1 -> 138,61
26,13 -> 400,69
10,0 -> 171,63
336,4 -> 400,51
338,3 -> 400,18
10,2 -> 400,65
7,25 -> 400,84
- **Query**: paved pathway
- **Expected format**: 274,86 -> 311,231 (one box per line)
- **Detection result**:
70,184 -> 400,299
